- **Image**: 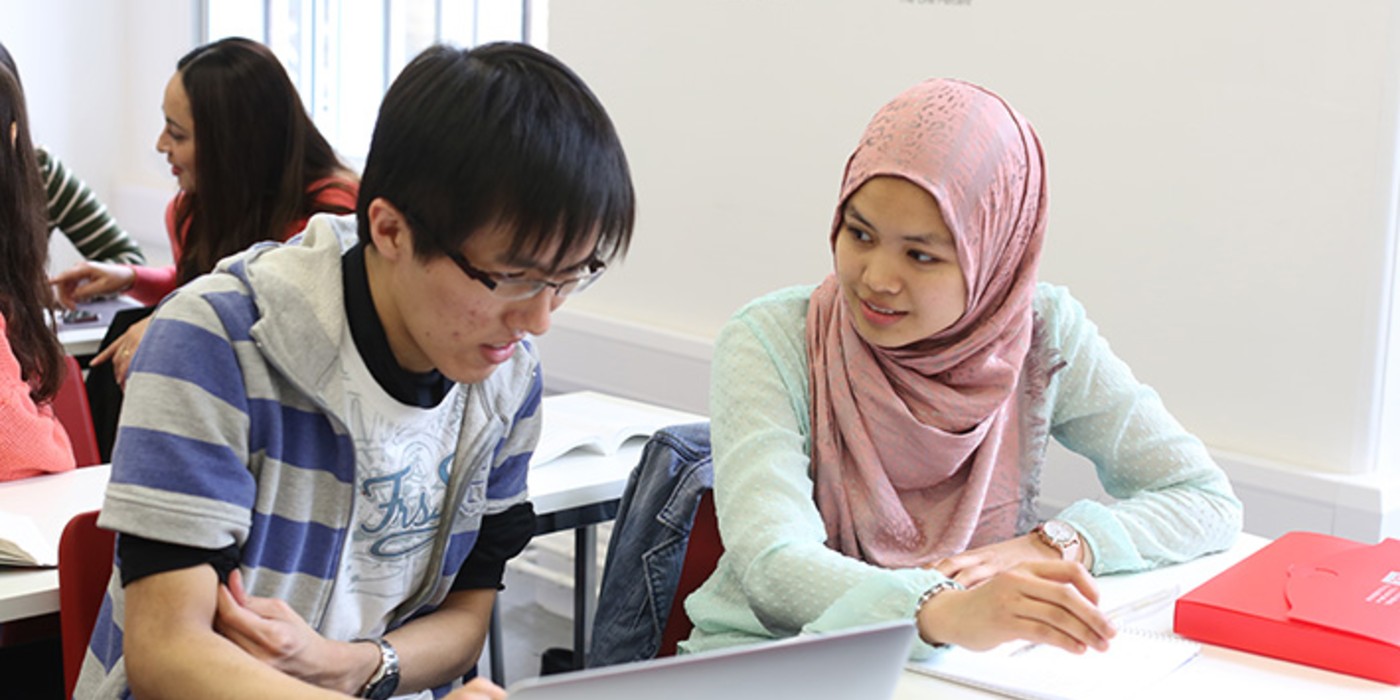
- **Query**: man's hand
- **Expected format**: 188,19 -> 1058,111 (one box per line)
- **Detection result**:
443,677 -> 508,700
214,569 -> 377,694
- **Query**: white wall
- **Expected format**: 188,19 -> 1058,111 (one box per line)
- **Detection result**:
536,1 -> 1400,538
543,1 -> 1400,476
10,0 -> 1400,537
110,0 -> 198,257
5,0 -> 191,270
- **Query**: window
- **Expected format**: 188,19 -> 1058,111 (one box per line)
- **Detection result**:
202,0 -> 544,166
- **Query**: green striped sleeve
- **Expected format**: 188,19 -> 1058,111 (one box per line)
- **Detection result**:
38,148 -> 147,265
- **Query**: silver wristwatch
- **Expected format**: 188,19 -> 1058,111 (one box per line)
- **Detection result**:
357,637 -> 400,700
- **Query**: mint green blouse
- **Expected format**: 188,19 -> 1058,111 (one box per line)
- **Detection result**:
681,282 -> 1241,658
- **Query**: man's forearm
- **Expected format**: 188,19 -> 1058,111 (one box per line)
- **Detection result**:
382,588 -> 498,693
124,566 -> 350,699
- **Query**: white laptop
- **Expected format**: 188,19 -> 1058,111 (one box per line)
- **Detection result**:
506,620 -> 915,700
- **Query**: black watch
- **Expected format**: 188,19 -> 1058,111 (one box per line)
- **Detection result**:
357,637 -> 400,699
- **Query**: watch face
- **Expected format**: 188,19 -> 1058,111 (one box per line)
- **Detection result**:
362,639 -> 400,699
1043,520 -> 1076,545
365,676 -> 399,700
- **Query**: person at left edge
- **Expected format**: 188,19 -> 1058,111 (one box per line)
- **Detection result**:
74,41 -> 633,700
0,45 -> 75,480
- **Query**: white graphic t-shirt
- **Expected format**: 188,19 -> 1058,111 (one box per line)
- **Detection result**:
320,330 -> 466,642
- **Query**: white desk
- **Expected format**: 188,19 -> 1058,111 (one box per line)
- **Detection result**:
892,534 -> 1400,698
0,465 -> 110,623
0,393 -> 705,646
56,323 -> 107,360
528,441 -> 647,518
0,443 -> 677,625
55,296 -> 144,358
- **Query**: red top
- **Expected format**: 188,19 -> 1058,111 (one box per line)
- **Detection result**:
128,176 -> 360,305
0,312 -> 75,481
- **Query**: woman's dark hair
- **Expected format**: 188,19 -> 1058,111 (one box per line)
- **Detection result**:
0,41 -> 23,90
0,59 -> 65,403
358,42 -> 634,271
173,37 -> 354,284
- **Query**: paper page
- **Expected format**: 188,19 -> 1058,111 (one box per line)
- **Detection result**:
908,628 -> 1200,700
0,508 -> 56,567
533,392 -> 699,466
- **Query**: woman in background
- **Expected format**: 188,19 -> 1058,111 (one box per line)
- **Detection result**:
0,57 -> 74,480
0,41 -> 145,265
53,37 -> 358,379
684,78 -> 1241,658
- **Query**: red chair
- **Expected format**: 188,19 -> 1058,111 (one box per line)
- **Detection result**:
657,489 -> 722,657
53,355 -> 102,467
58,509 -> 116,699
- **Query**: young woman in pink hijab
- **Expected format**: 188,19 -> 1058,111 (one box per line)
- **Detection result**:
682,78 -> 1242,658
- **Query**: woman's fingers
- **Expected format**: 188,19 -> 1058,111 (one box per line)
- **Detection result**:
1012,562 -> 1114,651
916,560 -> 1115,653
50,261 -> 134,306
1015,593 -> 1113,653
91,343 -> 116,367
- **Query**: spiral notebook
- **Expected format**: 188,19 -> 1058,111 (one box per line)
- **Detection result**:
907,627 -> 1200,700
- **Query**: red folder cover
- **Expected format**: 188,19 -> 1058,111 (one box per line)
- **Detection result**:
1173,531 -> 1400,685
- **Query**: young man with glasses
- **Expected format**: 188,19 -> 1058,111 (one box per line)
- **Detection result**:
77,42 -> 633,700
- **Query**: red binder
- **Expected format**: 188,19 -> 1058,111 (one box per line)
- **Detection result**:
1173,531 -> 1400,685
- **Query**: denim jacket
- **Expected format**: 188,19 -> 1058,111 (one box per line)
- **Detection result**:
588,422 -> 712,667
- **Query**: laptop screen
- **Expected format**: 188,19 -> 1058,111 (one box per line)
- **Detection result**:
507,621 -> 915,700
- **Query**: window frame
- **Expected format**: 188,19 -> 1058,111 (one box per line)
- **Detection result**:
199,0 -> 541,166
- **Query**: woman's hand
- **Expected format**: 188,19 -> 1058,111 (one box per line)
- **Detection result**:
932,533 -> 1071,588
51,261 -> 136,309
91,316 -> 152,387
214,569 -> 371,694
444,677 -> 508,700
915,560 -> 1114,654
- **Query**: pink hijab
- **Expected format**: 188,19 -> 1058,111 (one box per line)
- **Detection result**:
806,78 -> 1048,568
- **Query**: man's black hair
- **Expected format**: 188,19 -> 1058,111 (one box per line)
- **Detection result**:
357,42 -> 634,270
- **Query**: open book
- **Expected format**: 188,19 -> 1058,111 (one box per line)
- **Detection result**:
907,627 -> 1200,700
0,509 -> 58,567
533,391 -> 703,466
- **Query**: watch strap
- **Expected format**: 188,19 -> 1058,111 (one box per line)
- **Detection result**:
356,637 -> 400,699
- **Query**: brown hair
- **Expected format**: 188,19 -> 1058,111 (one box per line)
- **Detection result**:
0,56 -> 64,403
173,37 -> 354,284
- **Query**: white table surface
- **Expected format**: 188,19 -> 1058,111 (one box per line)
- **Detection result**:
0,392 -> 704,625
0,464 -> 110,622
891,533 -> 1400,698
8,458 -> 1394,697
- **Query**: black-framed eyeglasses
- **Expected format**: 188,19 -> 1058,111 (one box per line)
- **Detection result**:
400,208 -> 606,301
445,249 -> 606,301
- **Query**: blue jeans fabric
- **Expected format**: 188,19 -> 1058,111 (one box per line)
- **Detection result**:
587,422 -> 712,668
